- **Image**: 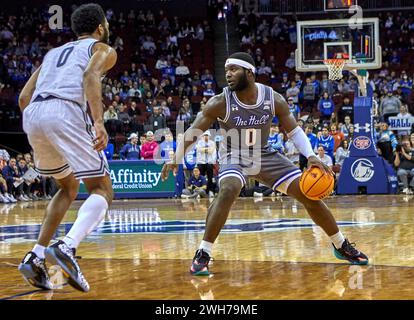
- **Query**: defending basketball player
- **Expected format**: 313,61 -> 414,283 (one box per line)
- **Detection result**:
17,4 -> 117,291
162,52 -> 368,276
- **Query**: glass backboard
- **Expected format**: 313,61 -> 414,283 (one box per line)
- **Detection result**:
295,18 -> 381,72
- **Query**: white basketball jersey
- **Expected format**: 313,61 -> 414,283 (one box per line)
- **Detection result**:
31,38 -> 98,106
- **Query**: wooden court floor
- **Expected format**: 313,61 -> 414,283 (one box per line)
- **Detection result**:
1,195 -> 414,300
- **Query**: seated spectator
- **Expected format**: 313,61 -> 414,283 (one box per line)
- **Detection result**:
119,133 -> 141,160
393,139 -> 414,194
340,115 -> 353,138
279,73 -> 290,95
161,61 -> 176,85
175,60 -> 190,76
104,139 -> 114,160
201,69 -> 214,86
286,81 -> 300,104
287,97 -> 300,120
380,89 -> 401,123
166,96 -> 177,111
181,167 -> 208,199
128,83 -> 142,100
338,97 -> 354,123
257,61 -> 272,76
316,145 -> 333,169
335,140 -> 350,169
17,158 -> 38,200
376,122 -> 398,163
302,78 -> 317,113
159,131 -> 176,161
285,51 -> 296,69
203,83 -> 215,97
396,104 -> 413,137
182,43 -> 193,58
142,36 -> 157,52
160,100 -> 171,118
389,51 -> 401,65
148,106 -> 167,132
330,124 -> 345,152
318,127 -> 335,163
312,115 -> 324,135
138,134 -> 147,154
398,73 -> 413,97
0,154 -> 16,203
320,73 -> 334,96
176,102 -> 192,129
2,158 -> 26,201
155,55 -> 168,70
104,103 -> 122,136
318,91 -> 335,122
141,131 -> 159,160
268,124 -> 285,154
117,104 -> 131,132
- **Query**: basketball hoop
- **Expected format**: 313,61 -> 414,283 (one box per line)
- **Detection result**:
323,58 -> 346,80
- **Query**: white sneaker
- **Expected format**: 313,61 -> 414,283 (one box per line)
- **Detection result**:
0,194 -> 10,203
5,193 -> 17,203
403,188 -> 411,195
181,194 -> 190,199
208,191 -> 214,198
18,195 -> 29,202
253,192 -> 263,198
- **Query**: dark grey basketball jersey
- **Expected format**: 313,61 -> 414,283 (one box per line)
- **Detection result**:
218,83 -> 275,161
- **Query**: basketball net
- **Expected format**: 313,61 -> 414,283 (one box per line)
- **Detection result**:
323,58 -> 346,81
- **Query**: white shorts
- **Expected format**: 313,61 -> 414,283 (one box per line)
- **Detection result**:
23,97 -> 109,180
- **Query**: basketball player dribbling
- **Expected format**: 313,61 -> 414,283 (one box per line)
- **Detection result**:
17,4 -> 117,291
162,52 -> 368,276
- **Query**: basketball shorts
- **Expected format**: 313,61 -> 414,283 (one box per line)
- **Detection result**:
23,96 -> 109,180
218,148 -> 302,194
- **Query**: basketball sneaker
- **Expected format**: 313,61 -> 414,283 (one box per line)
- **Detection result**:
333,239 -> 368,265
18,252 -> 53,290
190,249 -> 211,276
45,240 -> 90,292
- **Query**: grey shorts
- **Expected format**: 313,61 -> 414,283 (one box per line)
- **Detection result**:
23,97 -> 109,180
218,148 -> 302,194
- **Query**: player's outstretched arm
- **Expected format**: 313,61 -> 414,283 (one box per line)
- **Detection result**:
18,65 -> 42,111
84,42 -> 117,152
161,93 -> 225,181
274,91 -> 332,175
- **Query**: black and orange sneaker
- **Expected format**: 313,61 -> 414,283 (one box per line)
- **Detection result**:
190,249 -> 211,276
18,252 -> 53,290
333,239 -> 368,265
45,240 -> 89,292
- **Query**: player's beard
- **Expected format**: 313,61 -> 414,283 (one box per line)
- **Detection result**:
101,27 -> 109,44
231,70 -> 249,91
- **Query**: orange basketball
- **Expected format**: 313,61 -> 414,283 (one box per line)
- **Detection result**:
299,166 -> 335,200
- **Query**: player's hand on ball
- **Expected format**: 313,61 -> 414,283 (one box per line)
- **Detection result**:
161,163 -> 178,181
93,122 -> 108,152
307,155 -> 333,176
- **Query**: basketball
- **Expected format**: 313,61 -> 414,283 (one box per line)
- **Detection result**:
299,166 -> 335,200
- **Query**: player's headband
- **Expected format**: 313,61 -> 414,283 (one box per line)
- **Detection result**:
225,58 -> 256,73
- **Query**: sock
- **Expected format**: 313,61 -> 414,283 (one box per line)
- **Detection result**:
330,231 -> 345,249
199,240 -> 213,255
32,244 -> 46,259
63,194 -> 108,249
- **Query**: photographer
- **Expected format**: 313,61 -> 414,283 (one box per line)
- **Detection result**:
181,167 -> 208,199
394,139 -> 414,194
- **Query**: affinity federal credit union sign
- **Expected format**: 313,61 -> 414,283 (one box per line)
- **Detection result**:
78,161 -> 175,199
